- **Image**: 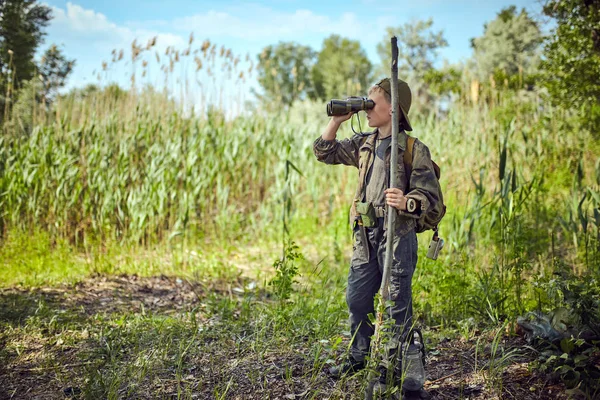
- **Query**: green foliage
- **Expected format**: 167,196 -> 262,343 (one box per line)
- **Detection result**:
471,6 -> 543,82
60,83 -> 128,104
0,90 -> 333,245
0,228 -> 89,287
5,77 -> 43,134
375,18 -> 448,115
542,0 -> 600,131
255,41 -> 316,106
4,45 -> 75,134
536,337 -> 600,395
546,268 -> 600,337
489,67 -> 539,91
527,262 -> 600,395
558,168 -> 600,270
38,44 -> 75,101
422,65 -> 462,98
2,8 -> 600,396
311,34 -> 372,100
0,0 -> 52,110
0,68 -> 599,396
269,240 -> 303,301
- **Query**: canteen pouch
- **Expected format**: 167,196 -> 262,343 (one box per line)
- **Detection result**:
426,231 -> 444,260
356,201 -> 377,228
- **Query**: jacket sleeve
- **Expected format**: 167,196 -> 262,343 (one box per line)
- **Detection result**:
398,141 -> 439,219
313,134 -> 365,168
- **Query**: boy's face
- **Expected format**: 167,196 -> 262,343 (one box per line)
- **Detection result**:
366,91 -> 392,128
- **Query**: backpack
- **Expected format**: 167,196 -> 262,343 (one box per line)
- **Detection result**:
403,136 -> 446,233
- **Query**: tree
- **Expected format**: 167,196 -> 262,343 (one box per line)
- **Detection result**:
311,35 -> 371,101
375,19 -> 447,82
375,19 -> 447,112
423,65 -> 463,99
8,77 -> 42,133
255,42 -> 316,106
0,0 -> 52,118
471,6 -> 543,82
39,44 -> 75,102
0,0 -> 52,87
542,0 -> 600,129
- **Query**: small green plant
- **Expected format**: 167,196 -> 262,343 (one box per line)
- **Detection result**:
488,327 -> 518,391
269,240 -> 303,301
475,325 -> 519,396
457,317 -> 477,341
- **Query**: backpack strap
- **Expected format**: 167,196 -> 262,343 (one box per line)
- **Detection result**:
404,136 -> 416,167
403,135 -> 441,180
355,134 -> 377,200
403,135 -> 416,183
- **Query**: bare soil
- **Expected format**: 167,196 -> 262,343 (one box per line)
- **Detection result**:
0,275 -> 577,399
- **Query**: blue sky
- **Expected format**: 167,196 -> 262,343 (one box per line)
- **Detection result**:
42,0 -> 546,103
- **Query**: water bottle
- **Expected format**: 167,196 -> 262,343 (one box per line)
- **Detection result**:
401,329 -> 426,392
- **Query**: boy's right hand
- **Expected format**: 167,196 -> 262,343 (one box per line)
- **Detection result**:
322,112 -> 354,141
332,112 -> 353,125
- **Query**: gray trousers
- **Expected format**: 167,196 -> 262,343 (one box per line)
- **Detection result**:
347,218 -> 417,364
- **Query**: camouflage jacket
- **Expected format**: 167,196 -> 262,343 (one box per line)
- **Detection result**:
313,129 -> 440,237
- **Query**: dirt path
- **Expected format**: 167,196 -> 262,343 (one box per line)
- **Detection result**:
0,275 -> 574,399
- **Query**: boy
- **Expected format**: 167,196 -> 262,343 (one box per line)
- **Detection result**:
313,78 -> 439,385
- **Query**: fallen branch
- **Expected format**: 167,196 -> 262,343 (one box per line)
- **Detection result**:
425,370 -> 461,385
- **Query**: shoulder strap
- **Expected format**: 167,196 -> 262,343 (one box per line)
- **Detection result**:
404,136 -> 441,180
403,136 -> 416,185
351,133 -> 377,219
403,136 -> 416,167
356,133 -> 377,194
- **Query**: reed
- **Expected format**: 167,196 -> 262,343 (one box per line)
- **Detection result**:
1,35 -> 599,321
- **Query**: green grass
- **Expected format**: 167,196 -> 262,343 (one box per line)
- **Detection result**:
2,91 -> 599,326
0,239 -> 356,399
0,229 -> 90,287
0,250 -> 588,399
2,50 -> 600,397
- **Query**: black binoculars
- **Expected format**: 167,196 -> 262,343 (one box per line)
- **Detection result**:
326,97 -> 374,116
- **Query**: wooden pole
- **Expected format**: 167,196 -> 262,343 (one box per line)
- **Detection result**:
381,36 -> 400,302
365,37 -> 400,399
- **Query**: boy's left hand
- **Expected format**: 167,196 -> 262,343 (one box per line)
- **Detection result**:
385,188 -> 407,211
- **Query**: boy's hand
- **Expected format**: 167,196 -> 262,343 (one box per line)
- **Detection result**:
385,188 -> 407,211
331,112 -> 353,125
322,113 -> 354,141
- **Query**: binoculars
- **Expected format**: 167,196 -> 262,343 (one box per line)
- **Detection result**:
326,97 -> 374,116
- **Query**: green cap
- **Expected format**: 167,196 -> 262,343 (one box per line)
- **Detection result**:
374,78 -> 413,131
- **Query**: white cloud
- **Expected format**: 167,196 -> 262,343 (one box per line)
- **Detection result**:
44,2 -> 191,90
172,5 -> 371,43
43,1 -> 392,93
50,3 -> 129,44
47,2 -> 382,62
49,2 -> 185,54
